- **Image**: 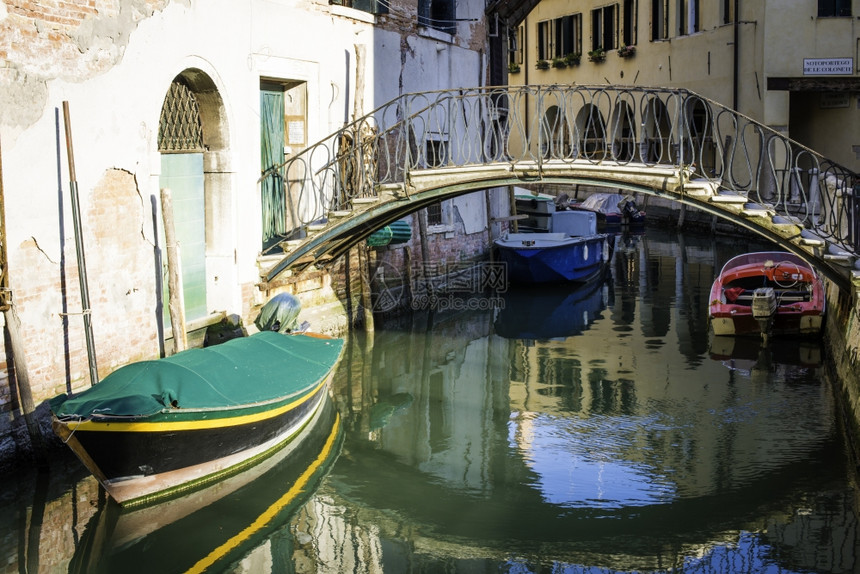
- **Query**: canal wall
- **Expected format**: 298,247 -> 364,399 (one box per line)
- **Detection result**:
824,284 -> 860,464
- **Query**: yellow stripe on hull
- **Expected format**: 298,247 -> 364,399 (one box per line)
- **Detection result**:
62,377 -> 328,433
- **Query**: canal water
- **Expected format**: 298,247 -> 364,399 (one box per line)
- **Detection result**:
2,228 -> 859,573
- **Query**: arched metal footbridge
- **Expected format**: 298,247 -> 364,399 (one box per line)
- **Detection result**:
259,85 -> 860,293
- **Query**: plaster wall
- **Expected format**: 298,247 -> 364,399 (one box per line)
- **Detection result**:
511,0 -> 858,172
0,0 -> 495,465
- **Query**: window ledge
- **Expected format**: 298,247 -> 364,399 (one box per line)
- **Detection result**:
419,26 -> 454,42
330,4 -> 376,24
427,224 -> 455,235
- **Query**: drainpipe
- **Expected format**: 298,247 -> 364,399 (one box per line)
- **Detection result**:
733,0 -> 739,111
523,19 -> 529,142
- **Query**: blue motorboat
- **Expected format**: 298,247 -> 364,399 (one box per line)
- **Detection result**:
495,196 -> 610,284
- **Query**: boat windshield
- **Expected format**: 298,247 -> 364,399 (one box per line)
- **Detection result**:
719,252 -> 813,275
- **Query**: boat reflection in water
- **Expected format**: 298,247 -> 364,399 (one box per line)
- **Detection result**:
69,395 -> 341,574
318,319 -> 852,572
493,272 -> 607,340
710,333 -> 824,375
303,230 -> 857,573
4,230 -> 858,573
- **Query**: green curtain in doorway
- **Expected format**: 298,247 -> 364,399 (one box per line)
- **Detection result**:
260,89 -> 286,243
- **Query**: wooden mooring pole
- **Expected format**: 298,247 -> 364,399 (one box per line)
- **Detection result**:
160,188 -> 188,353
62,101 -> 99,386
0,136 -> 47,465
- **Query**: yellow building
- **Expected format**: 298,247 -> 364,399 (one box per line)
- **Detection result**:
507,0 -> 859,171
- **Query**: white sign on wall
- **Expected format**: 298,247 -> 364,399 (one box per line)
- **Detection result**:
803,58 -> 854,75
288,121 -> 305,145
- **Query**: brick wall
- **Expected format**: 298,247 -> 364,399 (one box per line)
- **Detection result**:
0,0 -> 168,81
1,168 -> 159,422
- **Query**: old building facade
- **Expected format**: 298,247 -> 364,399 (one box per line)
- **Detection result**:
506,0 -> 860,172
0,0 -> 504,465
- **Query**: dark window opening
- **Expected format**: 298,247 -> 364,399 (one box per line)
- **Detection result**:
330,0 -> 389,15
818,0 -> 851,16
556,14 -> 581,57
427,202 -> 443,226
622,0 -> 636,46
419,0 -> 456,35
426,139 -> 447,167
537,20 -> 551,60
651,0 -> 668,40
592,4 -> 617,51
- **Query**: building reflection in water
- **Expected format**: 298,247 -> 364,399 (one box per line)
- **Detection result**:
2,230 -> 857,573
285,230 -> 858,573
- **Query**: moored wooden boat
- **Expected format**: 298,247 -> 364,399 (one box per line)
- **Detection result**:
50,330 -> 344,507
68,395 -> 342,573
495,232 -> 609,283
568,192 -> 646,230
495,198 -> 610,283
708,251 -> 825,338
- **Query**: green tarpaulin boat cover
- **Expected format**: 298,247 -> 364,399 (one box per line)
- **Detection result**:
50,332 -> 344,420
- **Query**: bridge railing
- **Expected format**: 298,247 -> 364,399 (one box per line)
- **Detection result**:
262,85 -> 858,256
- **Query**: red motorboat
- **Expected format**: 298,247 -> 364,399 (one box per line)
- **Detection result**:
708,251 -> 826,338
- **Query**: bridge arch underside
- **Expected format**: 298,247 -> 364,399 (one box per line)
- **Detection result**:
266,164 -> 853,293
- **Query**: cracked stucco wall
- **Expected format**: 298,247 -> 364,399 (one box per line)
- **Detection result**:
0,2 -> 172,466
0,0 -> 496,470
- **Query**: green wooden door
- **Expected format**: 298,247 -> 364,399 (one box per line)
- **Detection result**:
160,153 -> 206,326
260,85 -> 286,250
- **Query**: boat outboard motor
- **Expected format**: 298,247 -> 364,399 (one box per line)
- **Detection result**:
255,292 -> 304,333
618,196 -> 639,221
751,287 -> 777,342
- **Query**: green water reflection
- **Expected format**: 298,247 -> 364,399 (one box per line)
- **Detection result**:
2,229 -> 858,573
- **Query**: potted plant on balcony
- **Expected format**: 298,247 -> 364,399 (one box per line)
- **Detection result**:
551,57 -> 567,69
617,45 -> 636,58
564,52 -> 582,66
588,48 -> 606,63
509,62 -> 521,73
536,59 -> 550,70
